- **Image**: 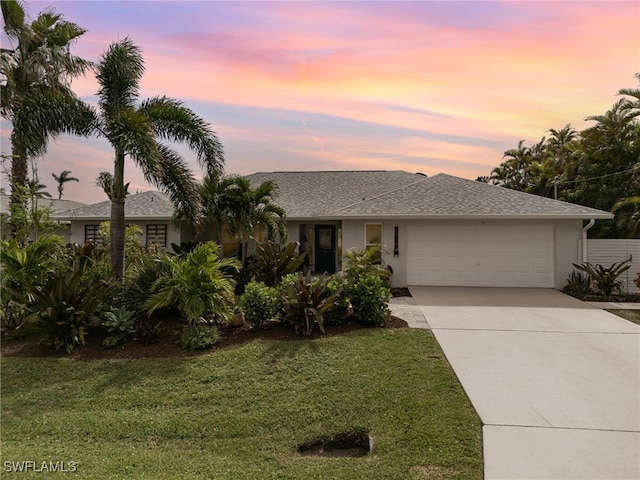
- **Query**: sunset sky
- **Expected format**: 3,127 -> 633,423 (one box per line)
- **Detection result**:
1,1 -> 638,204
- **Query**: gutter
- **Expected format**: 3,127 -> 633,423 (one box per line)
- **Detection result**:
582,219 -> 595,263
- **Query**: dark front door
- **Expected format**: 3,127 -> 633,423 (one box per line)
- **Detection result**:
314,225 -> 336,273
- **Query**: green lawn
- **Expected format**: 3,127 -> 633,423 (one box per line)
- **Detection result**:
1,329 -> 482,479
608,309 -> 640,325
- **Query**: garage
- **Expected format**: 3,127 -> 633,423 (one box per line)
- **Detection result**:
406,224 -> 555,287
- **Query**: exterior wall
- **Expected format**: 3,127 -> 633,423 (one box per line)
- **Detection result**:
69,220 -> 181,252
343,218 -> 584,289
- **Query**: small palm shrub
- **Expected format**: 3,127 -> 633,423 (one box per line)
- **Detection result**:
238,281 -> 279,327
562,271 -> 592,297
22,258 -> 114,353
254,241 -> 306,287
348,273 -> 391,327
146,242 -> 241,325
279,272 -> 342,335
118,255 -> 173,315
179,324 -> 220,350
572,259 -> 631,297
343,245 -> 392,288
102,307 -> 137,347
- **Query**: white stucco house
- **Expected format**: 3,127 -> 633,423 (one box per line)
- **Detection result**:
245,171 -> 613,289
54,191 -> 188,250
51,170 -> 614,290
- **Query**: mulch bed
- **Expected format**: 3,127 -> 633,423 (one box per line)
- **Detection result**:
0,316 -> 408,361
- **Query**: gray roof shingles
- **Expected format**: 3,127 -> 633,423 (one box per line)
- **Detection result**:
56,191 -> 175,220
247,171 -> 612,220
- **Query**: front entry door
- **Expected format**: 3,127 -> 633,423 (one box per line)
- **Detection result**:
314,225 -> 336,273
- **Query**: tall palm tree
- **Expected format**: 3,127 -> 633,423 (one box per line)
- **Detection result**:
1,0 -> 91,238
85,38 -> 224,277
51,170 -> 78,199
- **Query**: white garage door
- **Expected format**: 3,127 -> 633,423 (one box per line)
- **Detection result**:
407,225 -> 554,287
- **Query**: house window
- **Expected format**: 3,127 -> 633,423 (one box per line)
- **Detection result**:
84,225 -> 102,246
221,225 -> 239,258
146,224 -> 167,248
365,223 -> 383,263
254,224 -> 268,243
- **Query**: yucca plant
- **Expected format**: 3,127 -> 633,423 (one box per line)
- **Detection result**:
279,272 -> 342,335
145,242 -> 240,325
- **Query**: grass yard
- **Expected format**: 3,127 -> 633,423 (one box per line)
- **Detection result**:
1,328 -> 482,479
607,309 -> 640,325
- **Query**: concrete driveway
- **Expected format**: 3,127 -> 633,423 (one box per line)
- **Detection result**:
408,287 -> 640,480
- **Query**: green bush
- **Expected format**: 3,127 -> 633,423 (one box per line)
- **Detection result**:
0,235 -> 68,329
146,242 -> 241,325
118,255 -> 173,315
238,281 -> 279,327
22,258 -> 114,353
279,272 -> 342,335
102,307 -> 137,347
348,273 -> 391,327
319,276 -> 350,326
179,324 -> 220,350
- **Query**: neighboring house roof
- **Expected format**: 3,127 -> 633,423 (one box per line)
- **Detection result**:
247,171 -> 613,220
55,191 -> 174,221
0,195 -> 86,216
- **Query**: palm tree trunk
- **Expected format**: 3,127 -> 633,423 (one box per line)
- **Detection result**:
9,133 -> 29,245
110,152 -> 126,278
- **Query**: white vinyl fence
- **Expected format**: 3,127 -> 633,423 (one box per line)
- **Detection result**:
581,239 -> 640,294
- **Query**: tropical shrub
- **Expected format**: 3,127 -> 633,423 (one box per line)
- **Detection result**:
572,259 -> 632,297
234,255 -> 260,295
179,324 -> 220,350
319,276 -> 350,326
342,245 -> 392,287
21,258 -> 114,353
279,272 -> 342,335
348,273 -> 391,327
0,235 -> 67,329
145,242 -> 240,324
254,241 -> 306,287
102,307 -> 137,347
562,270 -> 592,297
118,255 -> 173,315
238,281 -> 279,327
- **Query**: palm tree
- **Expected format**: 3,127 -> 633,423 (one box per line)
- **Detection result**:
1,0 -> 91,239
200,173 -> 286,261
85,38 -> 224,277
51,170 -> 79,199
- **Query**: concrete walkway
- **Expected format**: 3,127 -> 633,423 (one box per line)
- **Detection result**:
391,287 -> 640,480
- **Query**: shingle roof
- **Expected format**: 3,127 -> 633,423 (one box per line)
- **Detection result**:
55,191 -> 175,220
0,195 -> 86,215
246,171 -> 613,220
246,170 -> 423,219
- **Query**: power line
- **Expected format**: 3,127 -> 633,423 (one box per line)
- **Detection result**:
556,164 -> 639,186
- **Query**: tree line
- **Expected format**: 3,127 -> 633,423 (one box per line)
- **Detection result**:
481,75 -> 640,238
